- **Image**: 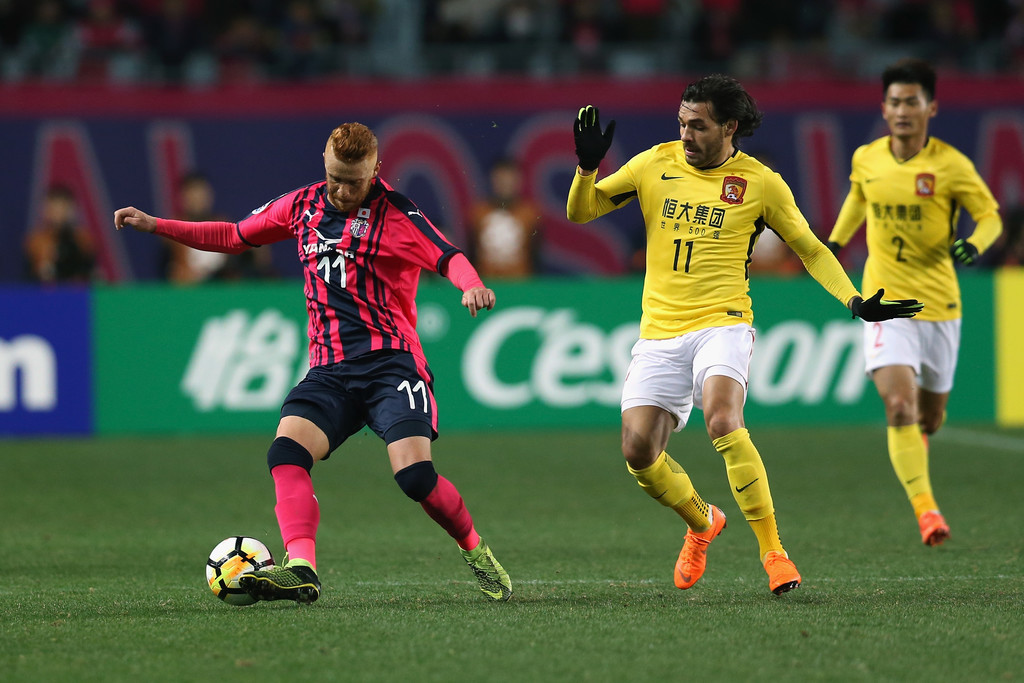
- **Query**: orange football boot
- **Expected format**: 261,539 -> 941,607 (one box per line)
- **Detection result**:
674,505 -> 726,589
918,510 -> 951,546
762,551 -> 801,595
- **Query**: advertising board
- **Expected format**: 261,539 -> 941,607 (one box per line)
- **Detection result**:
0,288 -> 92,435
90,274 -> 998,435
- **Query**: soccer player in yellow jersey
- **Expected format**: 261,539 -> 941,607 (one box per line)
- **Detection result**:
827,58 -> 1002,547
567,75 -> 923,595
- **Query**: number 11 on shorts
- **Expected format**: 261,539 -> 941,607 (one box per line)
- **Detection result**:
397,379 -> 428,412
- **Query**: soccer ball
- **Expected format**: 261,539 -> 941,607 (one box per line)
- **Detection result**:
206,536 -> 275,606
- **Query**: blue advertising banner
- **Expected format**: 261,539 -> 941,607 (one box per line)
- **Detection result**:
0,288 -> 92,435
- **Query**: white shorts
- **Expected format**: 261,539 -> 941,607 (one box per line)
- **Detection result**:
863,318 -> 961,393
621,324 -> 755,431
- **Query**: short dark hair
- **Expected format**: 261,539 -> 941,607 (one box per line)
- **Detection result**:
490,157 -> 519,172
45,185 -> 74,201
178,171 -> 210,191
680,74 -> 763,142
882,58 -> 936,101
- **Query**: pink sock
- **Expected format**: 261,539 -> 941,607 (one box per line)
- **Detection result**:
285,537 -> 317,570
272,464 -> 319,567
420,475 -> 480,550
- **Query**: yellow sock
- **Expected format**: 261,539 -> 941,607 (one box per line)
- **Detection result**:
678,490 -> 710,531
749,515 -> 785,561
627,451 -> 711,531
712,428 -> 774,520
910,493 -> 939,519
888,424 -> 935,513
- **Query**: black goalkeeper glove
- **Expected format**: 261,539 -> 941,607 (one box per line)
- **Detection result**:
950,238 -> 979,266
574,105 -> 616,172
849,288 -> 924,322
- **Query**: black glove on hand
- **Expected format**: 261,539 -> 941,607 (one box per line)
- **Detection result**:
574,105 -> 616,172
850,288 -> 924,322
950,238 -> 979,266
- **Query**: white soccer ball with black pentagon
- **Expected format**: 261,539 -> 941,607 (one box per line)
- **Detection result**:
206,536 -> 275,606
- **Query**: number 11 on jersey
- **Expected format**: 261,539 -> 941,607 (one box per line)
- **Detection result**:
317,253 -> 347,287
673,238 -> 694,273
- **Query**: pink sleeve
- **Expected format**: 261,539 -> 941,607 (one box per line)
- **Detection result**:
443,252 -> 485,291
154,219 -> 249,254
236,198 -> 298,245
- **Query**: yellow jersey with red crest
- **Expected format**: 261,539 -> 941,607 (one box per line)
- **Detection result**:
568,142 -> 858,339
829,136 -> 1001,321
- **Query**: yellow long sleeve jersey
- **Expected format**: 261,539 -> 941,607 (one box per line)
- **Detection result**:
828,136 -> 1002,322
567,142 -> 859,339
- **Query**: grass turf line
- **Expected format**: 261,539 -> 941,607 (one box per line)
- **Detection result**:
0,426 -> 1021,682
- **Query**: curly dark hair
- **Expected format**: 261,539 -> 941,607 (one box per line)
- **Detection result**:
680,74 -> 763,143
882,58 -> 936,101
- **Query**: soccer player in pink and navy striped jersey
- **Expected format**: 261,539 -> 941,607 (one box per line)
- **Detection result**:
114,122 -> 512,604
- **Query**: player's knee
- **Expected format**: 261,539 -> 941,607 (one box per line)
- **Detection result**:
267,436 -> 314,474
704,414 -> 741,441
621,428 -> 659,468
394,460 -> 438,502
883,394 -> 915,424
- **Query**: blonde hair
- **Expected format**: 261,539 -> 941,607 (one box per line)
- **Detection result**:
327,123 -> 378,163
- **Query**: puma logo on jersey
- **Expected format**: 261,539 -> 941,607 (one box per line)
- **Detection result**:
303,208 -> 319,222
302,225 -> 344,255
311,226 -> 341,244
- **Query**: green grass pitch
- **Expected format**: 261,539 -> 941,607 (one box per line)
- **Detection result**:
1,425 -> 1022,682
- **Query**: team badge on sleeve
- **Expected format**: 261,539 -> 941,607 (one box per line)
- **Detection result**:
721,176 -> 747,205
915,173 -> 935,197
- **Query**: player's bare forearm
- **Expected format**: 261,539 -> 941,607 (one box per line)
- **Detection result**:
113,206 -> 158,233
462,286 -> 496,318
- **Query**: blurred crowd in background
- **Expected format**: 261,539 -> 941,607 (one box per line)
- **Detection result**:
9,0 -> 1024,285
2,0 -> 1024,84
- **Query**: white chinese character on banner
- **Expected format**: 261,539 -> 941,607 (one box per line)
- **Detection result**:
182,309 -> 307,411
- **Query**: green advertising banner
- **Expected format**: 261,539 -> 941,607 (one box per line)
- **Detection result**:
92,273 -> 996,435
421,273 -> 995,430
94,283 -> 309,434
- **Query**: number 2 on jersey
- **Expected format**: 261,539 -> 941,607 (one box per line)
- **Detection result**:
891,236 -> 908,263
673,238 -> 694,273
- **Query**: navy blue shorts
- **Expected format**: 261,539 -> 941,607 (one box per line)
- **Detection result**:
281,350 -> 438,455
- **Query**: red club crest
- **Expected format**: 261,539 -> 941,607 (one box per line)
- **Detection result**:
721,176 -> 747,205
915,173 -> 936,197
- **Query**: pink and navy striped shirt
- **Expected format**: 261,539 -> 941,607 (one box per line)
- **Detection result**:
156,177 -> 482,368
